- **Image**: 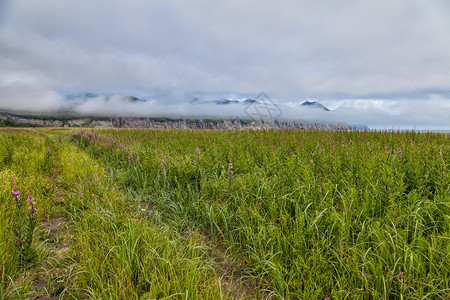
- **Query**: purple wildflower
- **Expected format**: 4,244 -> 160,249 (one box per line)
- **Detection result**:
161,158 -> 167,180
27,191 -> 37,219
228,162 -> 234,177
12,178 -> 20,208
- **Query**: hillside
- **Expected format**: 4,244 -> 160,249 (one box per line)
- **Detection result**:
0,112 -> 351,130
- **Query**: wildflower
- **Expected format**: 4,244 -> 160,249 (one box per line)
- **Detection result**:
136,153 -> 140,165
27,191 -> 37,219
196,146 -> 200,159
161,158 -> 167,180
12,178 -> 20,208
79,191 -> 84,198
12,179 -> 19,195
228,162 -> 234,176
110,169 -> 113,176
94,172 -> 98,181
128,150 -> 132,165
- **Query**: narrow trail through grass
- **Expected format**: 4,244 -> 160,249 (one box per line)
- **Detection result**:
1,128 -> 264,299
1,128 -> 449,299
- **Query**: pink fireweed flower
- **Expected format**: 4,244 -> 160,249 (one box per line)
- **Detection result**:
228,162 -> 234,176
12,185 -> 19,195
136,153 -> 140,165
161,158 -> 167,180
79,191 -> 84,198
94,172 -> 98,181
196,146 -> 201,159
27,191 -> 37,219
128,150 -> 132,165
110,169 -> 113,176
12,178 -> 20,207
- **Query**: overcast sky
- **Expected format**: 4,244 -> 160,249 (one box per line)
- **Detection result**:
1,0 -> 449,129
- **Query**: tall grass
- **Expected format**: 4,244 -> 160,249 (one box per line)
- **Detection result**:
1,128 -> 448,298
0,130 -> 57,297
69,128 -> 449,298
1,129 -> 229,299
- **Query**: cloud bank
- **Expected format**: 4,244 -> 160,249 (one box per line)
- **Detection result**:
1,0 -> 450,129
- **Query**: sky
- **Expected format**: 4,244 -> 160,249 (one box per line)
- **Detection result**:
0,0 -> 450,129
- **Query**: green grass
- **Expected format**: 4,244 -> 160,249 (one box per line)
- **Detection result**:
0,129 -> 231,299
1,127 -> 449,299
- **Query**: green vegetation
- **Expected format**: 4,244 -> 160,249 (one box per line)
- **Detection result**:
0,117 -> 45,128
0,112 -> 111,128
1,128 -> 449,299
0,129 -> 228,299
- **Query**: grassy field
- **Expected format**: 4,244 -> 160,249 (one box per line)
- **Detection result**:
1,128 -> 449,299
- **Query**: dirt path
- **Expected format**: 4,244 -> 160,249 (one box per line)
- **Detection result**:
180,227 -> 273,299
28,181 -> 75,299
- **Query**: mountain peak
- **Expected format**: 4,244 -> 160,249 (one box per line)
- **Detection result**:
300,101 -> 330,111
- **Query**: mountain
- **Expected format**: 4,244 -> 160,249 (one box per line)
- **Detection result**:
243,99 -> 261,104
300,101 -> 330,111
193,98 -> 262,105
126,96 -> 146,103
213,99 -> 240,105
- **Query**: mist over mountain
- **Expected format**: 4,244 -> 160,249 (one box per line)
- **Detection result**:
300,101 -> 330,111
1,90 -> 450,130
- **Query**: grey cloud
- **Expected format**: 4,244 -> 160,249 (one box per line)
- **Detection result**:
0,75 -> 65,112
0,0 -> 449,129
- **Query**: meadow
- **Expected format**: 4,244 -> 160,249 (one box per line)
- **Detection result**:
0,127 -> 449,299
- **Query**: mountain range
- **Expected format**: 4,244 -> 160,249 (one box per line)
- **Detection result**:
67,93 -> 332,110
190,96 -> 331,111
